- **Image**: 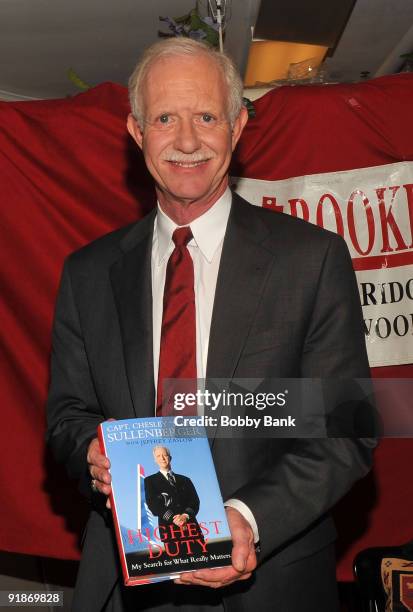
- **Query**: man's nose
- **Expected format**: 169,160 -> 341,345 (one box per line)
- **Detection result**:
174,118 -> 201,153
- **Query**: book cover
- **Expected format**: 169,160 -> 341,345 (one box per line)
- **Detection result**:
98,417 -> 232,586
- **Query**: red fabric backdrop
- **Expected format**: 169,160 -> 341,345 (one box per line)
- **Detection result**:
1,76 -> 412,581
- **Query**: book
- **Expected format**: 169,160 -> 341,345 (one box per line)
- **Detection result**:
98,417 -> 232,586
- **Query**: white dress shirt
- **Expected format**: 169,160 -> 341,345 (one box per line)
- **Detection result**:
159,469 -> 175,482
152,189 -> 231,387
151,187 -> 259,543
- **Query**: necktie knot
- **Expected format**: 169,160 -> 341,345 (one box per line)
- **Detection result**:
172,226 -> 193,248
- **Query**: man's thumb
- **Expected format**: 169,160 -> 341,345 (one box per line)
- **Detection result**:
232,541 -> 248,573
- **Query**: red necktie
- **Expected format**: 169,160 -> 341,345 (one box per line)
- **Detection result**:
156,227 -> 197,416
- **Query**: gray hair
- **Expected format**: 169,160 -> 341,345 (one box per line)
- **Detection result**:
152,445 -> 171,459
128,37 -> 243,127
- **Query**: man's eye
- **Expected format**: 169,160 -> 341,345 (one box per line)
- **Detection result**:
201,113 -> 214,123
159,114 -> 169,124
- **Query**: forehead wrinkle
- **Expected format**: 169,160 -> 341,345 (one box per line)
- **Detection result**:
142,55 -> 228,120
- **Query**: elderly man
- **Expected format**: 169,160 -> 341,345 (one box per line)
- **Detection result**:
47,38 -> 375,611
144,446 -> 202,540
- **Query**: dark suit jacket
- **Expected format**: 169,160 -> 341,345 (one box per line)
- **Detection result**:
144,471 -> 202,539
47,193 -> 376,611
144,471 -> 200,524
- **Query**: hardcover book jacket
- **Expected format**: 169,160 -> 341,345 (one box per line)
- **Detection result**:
98,417 -> 232,586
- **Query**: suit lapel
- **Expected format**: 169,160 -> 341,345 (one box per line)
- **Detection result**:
206,195 -> 276,439
207,194 -> 276,379
110,211 -> 156,417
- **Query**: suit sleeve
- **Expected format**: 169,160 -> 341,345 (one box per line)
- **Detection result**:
230,234 -> 377,559
180,476 -> 200,518
46,259 -> 105,497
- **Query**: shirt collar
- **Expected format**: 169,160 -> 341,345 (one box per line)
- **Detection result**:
155,188 -> 232,265
159,469 -> 172,478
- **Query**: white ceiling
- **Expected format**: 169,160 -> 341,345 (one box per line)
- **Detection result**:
0,0 -> 189,99
324,0 -> 413,81
0,0 -> 412,101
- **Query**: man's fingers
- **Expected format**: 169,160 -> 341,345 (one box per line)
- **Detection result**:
181,567 -> 236,583
231,543 -> 247,573
176,577 -> 224,589
87,438 -> 110,468
86,437 -> 100,460
226,507 -> 257,574
87,437 -> 112,496
175,567 -> 252,589
177,508 -> 258,590
90,466 -> 111,484
231,537 -> 255,573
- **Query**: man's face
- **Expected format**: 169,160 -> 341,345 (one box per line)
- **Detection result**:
154,447 -> 171,471
127,53 -> 248,219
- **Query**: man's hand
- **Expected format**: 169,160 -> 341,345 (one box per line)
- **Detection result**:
173,514 -> 189,526
175,506 -> 257,588
87,437 -> 112,509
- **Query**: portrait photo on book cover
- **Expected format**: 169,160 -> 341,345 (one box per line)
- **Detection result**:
144,445 -> 205,547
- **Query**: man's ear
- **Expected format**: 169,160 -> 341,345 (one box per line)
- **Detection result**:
231,105 -> 249,151
127,113 -> 143,150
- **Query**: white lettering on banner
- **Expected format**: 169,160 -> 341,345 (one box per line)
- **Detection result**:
232,161 -> 413,367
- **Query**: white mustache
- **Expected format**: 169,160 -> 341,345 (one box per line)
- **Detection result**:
161,149 -> 215,163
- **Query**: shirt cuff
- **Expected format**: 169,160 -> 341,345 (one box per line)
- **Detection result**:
224,498 -> 260,543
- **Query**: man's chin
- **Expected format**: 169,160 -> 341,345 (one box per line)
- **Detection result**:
159,182 -> 227,207
159,192 -> 214,209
